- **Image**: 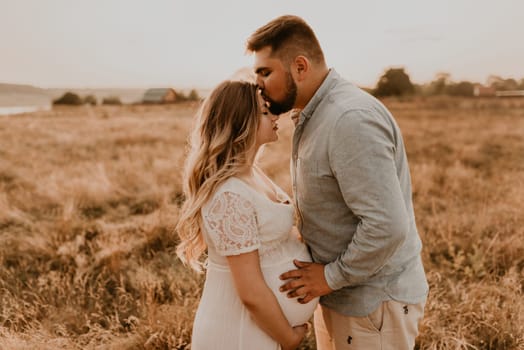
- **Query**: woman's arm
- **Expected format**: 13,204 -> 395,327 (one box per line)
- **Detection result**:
227,251 -> 307,350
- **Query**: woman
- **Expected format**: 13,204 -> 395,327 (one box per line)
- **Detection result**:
176,80 -> 318,350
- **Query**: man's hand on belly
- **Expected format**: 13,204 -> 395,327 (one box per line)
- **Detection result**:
279,260 -> 333,304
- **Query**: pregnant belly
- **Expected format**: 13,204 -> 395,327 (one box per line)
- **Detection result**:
261,247 -> 319,326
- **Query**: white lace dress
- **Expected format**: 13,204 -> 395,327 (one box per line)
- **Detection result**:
191,177 -> 318,350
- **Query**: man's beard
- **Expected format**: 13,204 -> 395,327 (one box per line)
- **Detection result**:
263,72 -> 297,115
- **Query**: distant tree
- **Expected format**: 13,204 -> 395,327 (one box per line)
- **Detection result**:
373,68 -> 415,97
501,78 -> 518,91
188,89 -> 200,101
102,96 -> 122,105
445,81 -> 474,97
487,75 -> 519,91
84,95 -> 97,106
175,90 -> 187,102
487,75 -> 504,90
413,83 -> 424,96
428,72 -> 451,95
53,92 -> 83,105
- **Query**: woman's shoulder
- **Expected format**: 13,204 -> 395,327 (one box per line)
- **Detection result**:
204,177 -> 256,209
217,176 -> 253,196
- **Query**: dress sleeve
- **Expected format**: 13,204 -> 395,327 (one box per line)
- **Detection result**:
203,191 -> 260,256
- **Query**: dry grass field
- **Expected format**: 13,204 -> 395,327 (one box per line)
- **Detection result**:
0,97 -> 523,349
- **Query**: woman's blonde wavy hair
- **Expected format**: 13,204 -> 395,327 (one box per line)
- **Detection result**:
176,80 -> 261,271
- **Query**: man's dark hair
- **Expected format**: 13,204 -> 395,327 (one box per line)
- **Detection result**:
246,15 -> 325,65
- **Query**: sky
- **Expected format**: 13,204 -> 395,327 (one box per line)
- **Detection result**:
1,0 -> 523,90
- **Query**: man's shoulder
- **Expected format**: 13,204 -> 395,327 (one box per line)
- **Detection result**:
323,86 -> 398,141
326,79 -> 384,115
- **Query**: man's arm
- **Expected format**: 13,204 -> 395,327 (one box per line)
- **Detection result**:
280,109 -> 409,298
323,109 -> 409,290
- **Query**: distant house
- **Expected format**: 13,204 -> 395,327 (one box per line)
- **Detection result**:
473,85 -> 496,97
142,88 -> 177,104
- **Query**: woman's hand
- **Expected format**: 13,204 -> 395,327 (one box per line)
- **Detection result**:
281,323 -> 309,350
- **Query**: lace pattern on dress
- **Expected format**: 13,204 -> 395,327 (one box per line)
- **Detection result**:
204,191 -> 260,255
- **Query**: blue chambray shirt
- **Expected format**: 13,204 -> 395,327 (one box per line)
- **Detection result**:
292,69 -> 429,317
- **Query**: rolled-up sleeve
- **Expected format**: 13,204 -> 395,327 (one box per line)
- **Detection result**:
323,109 -> 409,290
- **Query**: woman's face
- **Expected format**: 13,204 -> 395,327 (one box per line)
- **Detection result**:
255,93 -> 280,147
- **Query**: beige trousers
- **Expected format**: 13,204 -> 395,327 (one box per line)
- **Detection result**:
314,300 -> 425,350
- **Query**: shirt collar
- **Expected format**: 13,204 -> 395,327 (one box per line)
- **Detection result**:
299,68 -> 340,123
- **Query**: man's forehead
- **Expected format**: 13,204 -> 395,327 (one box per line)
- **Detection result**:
253,48 -> 281,70
254,46 -> 275,60
254,46 -> 273,58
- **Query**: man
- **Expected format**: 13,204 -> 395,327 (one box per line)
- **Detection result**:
246,15 -> 429,349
